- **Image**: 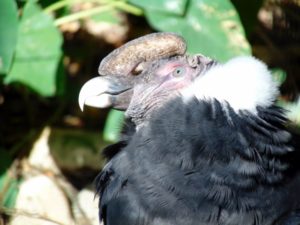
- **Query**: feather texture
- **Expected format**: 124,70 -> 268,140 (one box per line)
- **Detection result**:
97,96 -> 300,225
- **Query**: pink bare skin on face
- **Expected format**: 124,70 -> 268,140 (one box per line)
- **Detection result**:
155,61 -> 198,90
126,57 -> 202,123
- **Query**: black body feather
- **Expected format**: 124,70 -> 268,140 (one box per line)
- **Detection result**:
96,97 -> 300,225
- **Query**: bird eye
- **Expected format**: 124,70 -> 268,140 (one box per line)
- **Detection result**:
172,67 -> 186,77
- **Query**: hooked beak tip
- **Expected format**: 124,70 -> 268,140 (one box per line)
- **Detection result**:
78,76 -> 110,111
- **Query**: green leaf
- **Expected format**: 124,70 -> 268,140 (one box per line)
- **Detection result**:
129,0 -> 188,15
0,0 -> 18,74
103,110 -> 125,142
144,0 -> 251,62
55,59 -> 66,96
5,0 -> 63,96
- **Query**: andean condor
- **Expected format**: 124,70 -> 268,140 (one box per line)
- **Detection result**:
78,33 -> 300,225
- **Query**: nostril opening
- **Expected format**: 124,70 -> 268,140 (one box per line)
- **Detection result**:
132,69 -> 142,76
131,62 -> 146,75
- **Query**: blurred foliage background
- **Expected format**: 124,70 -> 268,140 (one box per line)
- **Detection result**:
0,0 -> 300,224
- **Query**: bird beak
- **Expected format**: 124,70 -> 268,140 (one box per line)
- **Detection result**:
78,76 -> 133,111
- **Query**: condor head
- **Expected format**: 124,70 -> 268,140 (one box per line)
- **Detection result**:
78,33 -> 216,122
79,32 -> 278,125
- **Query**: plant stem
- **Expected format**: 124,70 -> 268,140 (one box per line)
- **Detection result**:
54,5 -> 112,26
53,1 -> 143,26
44,0 -> 77,13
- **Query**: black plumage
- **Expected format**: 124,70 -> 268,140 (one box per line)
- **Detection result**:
96,98 -> 300,225
78,33 -> 300,225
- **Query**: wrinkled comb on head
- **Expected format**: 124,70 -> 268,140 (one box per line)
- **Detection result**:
98,32 -> 187,77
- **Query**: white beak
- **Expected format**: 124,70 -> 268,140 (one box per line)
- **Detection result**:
78,77 -> 112,111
